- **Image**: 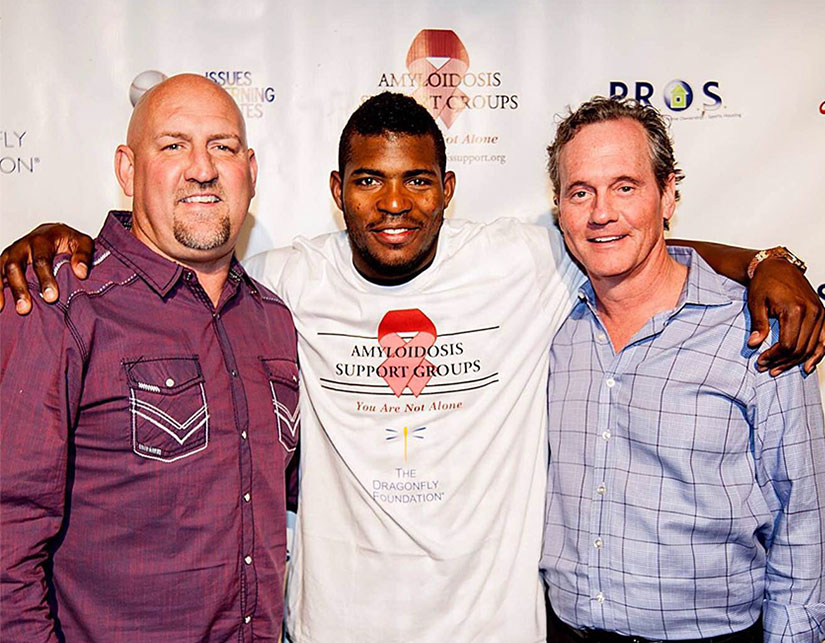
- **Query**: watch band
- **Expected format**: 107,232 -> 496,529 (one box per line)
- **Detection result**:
747,246 -> 807,280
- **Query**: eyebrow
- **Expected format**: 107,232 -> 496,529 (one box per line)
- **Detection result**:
156,132 -> 243,144
350,168 -> 438,178
612,175 -> 642,186
564,176 -> 643,192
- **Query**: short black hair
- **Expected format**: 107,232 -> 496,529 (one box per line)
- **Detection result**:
338,92 -> 447,176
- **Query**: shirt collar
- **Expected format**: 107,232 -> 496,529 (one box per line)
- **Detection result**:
98,210 -> 257,299
576,246 -> 733,315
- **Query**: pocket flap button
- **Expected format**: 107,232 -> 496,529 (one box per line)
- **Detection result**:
165,378 -> 175,387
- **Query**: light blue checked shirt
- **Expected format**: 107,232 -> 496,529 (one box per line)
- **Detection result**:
541,247 -> 825,642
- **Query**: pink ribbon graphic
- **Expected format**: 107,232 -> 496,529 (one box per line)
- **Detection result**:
406,29 -> 470,128
378,309 -> 437,397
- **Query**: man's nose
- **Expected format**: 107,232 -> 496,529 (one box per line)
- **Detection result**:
589,193 -> 617,226
184,147 -> 219,184
377,181 -> 412,215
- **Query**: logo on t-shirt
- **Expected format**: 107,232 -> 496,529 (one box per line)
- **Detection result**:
377,309 -> 437,396
385,425 -> 427,462
324,308 -> 497,404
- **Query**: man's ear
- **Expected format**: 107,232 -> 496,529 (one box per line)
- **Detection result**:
442,171 -> 456,209
114,145 -> 136,197
248,148 -> 258,198
661,173 -> 677,223
330,171 -> 344,211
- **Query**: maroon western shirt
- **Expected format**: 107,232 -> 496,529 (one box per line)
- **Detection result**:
1,211 -> 299,642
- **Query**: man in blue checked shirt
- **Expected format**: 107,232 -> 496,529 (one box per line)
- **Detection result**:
542,96 -> 825,643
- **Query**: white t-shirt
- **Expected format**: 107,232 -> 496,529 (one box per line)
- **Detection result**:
245,219 -> 581,643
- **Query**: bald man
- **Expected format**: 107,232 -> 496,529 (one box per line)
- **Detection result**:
0,75 -> 299,641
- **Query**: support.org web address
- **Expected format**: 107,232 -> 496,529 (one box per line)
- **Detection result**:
447,153 -> 507,166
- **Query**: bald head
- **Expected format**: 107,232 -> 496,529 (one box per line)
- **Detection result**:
126,73 -> 248,150
114,72 -> 257,278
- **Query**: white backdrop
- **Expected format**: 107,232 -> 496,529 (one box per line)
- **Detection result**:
2,0 -> 824,401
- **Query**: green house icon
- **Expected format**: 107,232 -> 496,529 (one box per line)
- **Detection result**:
669,84 -> 688,109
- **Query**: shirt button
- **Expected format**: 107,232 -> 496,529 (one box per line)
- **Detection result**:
595,591 -> 605,603
244,615 -> 252,624
231,369 -> 238,377
244,555 -> 252,565
596,483 -> 607,495
165,378 -> 175,387
605,377 -> 616,388
243,492 -> 251,502
602,430 -> 611,441
596,332 -> 607,342
594,537 -> 603,549
241,431 -> 247,440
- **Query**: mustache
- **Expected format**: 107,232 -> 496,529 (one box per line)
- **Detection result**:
176,180 -> 224,201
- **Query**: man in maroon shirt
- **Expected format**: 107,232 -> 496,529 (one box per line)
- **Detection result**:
0,75 -> 298,641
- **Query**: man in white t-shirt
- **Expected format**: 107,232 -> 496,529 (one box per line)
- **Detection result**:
245,92 -> 582,643
3,92 -> 824,643
242,93 -> 821,643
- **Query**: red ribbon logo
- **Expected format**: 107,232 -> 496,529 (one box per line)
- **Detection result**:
406,29 -> 470,128
378,309 -> 437,397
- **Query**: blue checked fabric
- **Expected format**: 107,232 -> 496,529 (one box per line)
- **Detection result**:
541,247 -> 825,642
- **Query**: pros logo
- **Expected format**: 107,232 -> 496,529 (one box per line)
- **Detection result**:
663,80 -> 694,111
610,79 -> 723,113
376,29 -> 519,129
819,99 -> 825,115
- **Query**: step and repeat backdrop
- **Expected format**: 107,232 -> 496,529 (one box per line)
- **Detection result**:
2,0 -> 824,400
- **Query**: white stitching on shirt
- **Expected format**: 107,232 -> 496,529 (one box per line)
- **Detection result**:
53,259 -> 70,276
53,249 -> 111,277
66,273 -> 138,306
270,382 -> 299,452
131,383 -> 210,463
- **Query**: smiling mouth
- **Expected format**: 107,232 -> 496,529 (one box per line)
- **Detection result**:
371,226 -> 420,245
179,195 -> 221,204
589,234 -> 627,243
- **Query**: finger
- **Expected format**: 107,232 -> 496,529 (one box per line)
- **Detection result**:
747,297 -> 770,348
756,303 -> 807,372
5,261 -> 33,315
778,301 -> 814,364
68,235 -> 94,280
798,311 -> 824,371
803,319 -> 825,374
30,235 -> 61,303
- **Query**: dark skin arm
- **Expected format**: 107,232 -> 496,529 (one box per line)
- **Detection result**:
2,224 -> 824,375
670,238 -> 825,375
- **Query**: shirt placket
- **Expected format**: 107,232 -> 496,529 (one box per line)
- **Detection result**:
184,269 -> 257,641
587,313 -> 618,630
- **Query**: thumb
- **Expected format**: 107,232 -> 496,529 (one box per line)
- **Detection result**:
748,298 -> 770,347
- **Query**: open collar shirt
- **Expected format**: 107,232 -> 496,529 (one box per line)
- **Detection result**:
1,211 -> 299,642
541,247 -> 825,642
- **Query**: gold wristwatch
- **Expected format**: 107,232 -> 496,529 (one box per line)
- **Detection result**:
747,246 -> 807,280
